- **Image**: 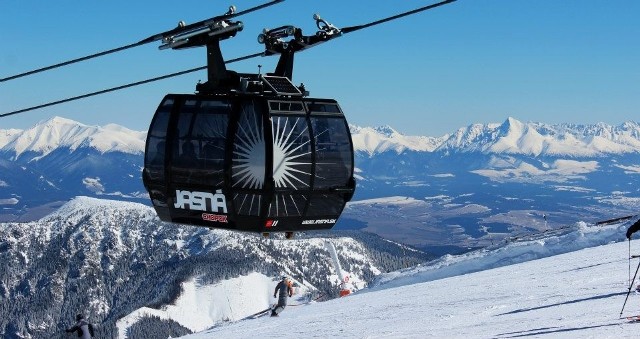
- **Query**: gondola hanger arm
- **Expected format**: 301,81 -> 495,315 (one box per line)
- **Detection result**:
259,0 -> 457,56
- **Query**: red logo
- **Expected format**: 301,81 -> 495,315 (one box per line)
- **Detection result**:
265,220 -> 279,228
202,213 -> 228,223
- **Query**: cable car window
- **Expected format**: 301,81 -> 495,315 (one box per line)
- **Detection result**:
145,103 -> 171,178
173,111 -> 198,161
176,112 -> 195,139
311,117 -> 352,189
268,193 -> 307,217
271,115 -> 312,190
184,99 -> 199,107
146,139 -> 167,170
198,99 -> 232,114
193,102 -> 230,186
268,101 -> 305,113
143,98 -> 175,212
307,102 -> 342,115
307,193 -> 344,217
171,109 -> 200,184
192,105 -> 229,139
149,100 -> 172,138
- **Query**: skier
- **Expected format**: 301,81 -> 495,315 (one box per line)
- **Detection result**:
626,219 -> 640,239
65,314 -> 94,338
271,276 -> 294,317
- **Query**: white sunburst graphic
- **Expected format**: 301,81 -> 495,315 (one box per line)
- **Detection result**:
272,116 -> 313,189
232,105 -> 313,190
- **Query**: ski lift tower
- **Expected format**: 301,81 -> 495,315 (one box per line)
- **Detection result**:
325,241 -> 352,297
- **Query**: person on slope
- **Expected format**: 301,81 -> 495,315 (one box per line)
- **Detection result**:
65,314 -> 94,338
625,219 -> 640,240
272,276 -> 294,317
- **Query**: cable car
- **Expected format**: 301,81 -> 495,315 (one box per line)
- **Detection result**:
142,10 -> 356,235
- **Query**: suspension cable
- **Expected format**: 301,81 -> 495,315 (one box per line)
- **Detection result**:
0,52 -> 263,118
0,0 -> 283,83
0,42 -> 146,83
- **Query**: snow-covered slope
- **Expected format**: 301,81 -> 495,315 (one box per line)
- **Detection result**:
0,129 -> 22,149
183,218 -> 640,338
115,273 -> 277,337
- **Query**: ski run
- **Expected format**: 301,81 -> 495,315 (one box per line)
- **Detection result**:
114,219 -> 640,338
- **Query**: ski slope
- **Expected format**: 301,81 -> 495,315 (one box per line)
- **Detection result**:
181,220 -> 640,338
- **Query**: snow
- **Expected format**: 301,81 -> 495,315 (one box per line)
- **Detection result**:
350,125 -> 446,155
424,118 -> 640,157
164,239 -> 186,250
596,196 -> 640,209
471,159 -> 599,183
347,196 -> 424,207
553,185 -> 596,193
0,128 -> 22,148
82,177 -> 105,193
425,195 -> 451,201
0,116 -> 146,157
0,198 -> 19,205
485,118 -> 640,156
181,219 -> 640,338
616,164 -> 640,175
117,272 -> 316,338
430,173 -> 455,178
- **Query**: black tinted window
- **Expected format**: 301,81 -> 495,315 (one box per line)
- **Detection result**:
170,99 -> 230,187
311,117 -> 352,189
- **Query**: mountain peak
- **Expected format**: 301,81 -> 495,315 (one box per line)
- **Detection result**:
505,116 -> 521,124
0,117 -> 146,158
349,125 -> 445,155
373,125 -> 399,137
39,116 -> 85,127
498,117 -> 525,134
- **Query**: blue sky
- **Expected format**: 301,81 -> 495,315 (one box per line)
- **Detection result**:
1,0 -> 638,136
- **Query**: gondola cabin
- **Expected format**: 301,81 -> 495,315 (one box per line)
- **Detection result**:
143,85 -> 355,233
142,9 -> 356,234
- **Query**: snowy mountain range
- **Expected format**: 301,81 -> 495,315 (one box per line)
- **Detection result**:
3,116 -> 639,161
0,197 -> 428,338
351,117 -> 640,156
0,116 -> 145,158
1,116 -> 639,252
